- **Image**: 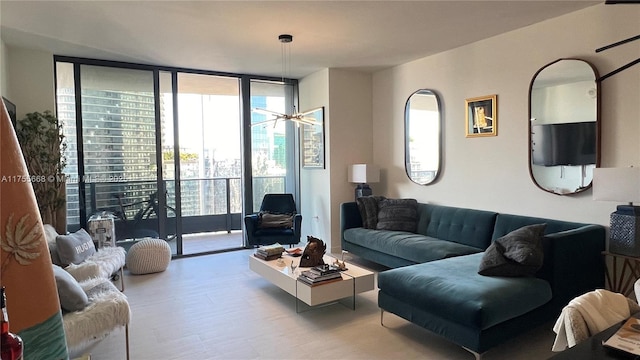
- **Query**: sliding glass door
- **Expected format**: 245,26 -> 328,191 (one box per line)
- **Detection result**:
175,73 -> 243,254
79,65 -> 165,242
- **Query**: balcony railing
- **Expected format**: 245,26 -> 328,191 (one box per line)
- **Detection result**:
70,176 -> 285,240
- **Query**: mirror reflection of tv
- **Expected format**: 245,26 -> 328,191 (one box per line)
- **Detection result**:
532,122 -> 596,166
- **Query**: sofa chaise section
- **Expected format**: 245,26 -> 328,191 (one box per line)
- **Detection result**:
377,218 -> 605,355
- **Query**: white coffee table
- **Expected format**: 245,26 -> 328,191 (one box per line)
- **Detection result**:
249,253 -> 374,312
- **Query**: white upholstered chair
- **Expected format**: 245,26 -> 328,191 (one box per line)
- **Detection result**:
61,270 -> 131,359
44,224 -> 126,291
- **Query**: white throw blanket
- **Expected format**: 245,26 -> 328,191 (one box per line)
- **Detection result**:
552,289 -> 630,351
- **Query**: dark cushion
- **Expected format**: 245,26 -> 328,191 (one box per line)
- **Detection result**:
377,253 -> 552,330
376,198 -> 418,232
478,224 -> 546,277
258,211 -> 293,228
56,228 -> 96,266
356,195 -> 386,229
52,264 -> 89,312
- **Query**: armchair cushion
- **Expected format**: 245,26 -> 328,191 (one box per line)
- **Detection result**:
245,194 -> 302,246
56,229 -> 96,266
259,211 -> 294,228
53,264 -> 89,312
65,262 -> 101,282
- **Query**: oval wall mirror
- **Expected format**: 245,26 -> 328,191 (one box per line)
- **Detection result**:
528,58 -> 600,195
405,89 -> 442,185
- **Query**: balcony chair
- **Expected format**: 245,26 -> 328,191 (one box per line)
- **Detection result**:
244,193 -> 302,247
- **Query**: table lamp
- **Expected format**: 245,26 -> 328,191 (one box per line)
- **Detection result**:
348,164 -> 380,200
593,167 -> 640,256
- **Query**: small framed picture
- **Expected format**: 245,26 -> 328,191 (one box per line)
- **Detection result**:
465,94 -> 497,137
301,107 -> 325,168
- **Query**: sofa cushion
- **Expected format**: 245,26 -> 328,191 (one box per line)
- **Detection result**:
479,224 -> 546,277
344,228 -> 482,264
56,229 -> 96,266
377,253 -> 552,330
376,198 -> 418,232
356,195 -> 385,229
419,204 -> 498,250
52,264 -> 89,312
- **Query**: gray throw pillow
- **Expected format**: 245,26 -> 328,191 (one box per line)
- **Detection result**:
56,228 -> 96,266
376,198 -> 418,233
52,264 -> 89,312
478,223 -> 546,277
356,196 -> 386,229
44,224 -> 64,266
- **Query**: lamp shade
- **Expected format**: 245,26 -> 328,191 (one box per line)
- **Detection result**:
348,164 -> 380,184
593,167 -> 640,203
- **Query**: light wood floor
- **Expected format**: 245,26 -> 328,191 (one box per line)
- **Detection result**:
89,249 -> 558,360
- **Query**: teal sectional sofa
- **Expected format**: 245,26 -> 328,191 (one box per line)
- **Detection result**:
340,201 -> 605,358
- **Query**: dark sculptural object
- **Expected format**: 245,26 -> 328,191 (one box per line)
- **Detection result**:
299,236 -> 326,267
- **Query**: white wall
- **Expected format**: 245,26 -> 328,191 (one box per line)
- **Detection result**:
372,4 -> 640,226
299,69 -> 330,244
1,39 -> 8,99
299,68 -> 373,253
5,45 -> 55,118
327,69 -> 372,252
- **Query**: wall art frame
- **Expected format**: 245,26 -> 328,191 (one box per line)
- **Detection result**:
465,94 -> 497,137
301,106 -> 325,168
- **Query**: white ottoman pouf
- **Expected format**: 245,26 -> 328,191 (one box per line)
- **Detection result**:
126,238 -> 171,275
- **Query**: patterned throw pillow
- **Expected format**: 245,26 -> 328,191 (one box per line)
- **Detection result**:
356,196 -> 386,229
375,198 -> 418,233
478,223 -> 546,277
56,228 -> 96,266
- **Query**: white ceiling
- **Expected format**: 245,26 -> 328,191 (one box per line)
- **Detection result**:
1,1 -> 601,79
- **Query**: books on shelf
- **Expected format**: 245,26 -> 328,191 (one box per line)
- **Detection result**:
254,243 -> 284,260
603,316 -> 640,356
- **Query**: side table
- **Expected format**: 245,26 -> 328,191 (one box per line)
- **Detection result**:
602,251 -> 640,297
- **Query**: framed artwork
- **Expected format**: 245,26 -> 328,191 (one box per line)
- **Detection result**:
465,94 -> 497,137
301,107 -> 325,168
2,97 -> 16,128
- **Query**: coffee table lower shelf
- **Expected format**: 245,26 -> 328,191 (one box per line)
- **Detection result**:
249,254 -> 374,313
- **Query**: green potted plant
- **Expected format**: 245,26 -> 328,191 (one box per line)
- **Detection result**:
15,111 -> 67,233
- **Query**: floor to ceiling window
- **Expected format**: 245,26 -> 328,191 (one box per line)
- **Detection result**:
55,57 -> 298,256
250,80 -> 298,211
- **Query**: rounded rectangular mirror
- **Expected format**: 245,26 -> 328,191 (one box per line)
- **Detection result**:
529,58 -> 599,195
405,89 -> 441,185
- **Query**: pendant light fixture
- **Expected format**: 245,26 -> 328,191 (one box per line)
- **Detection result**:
252,34 -> 320,127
